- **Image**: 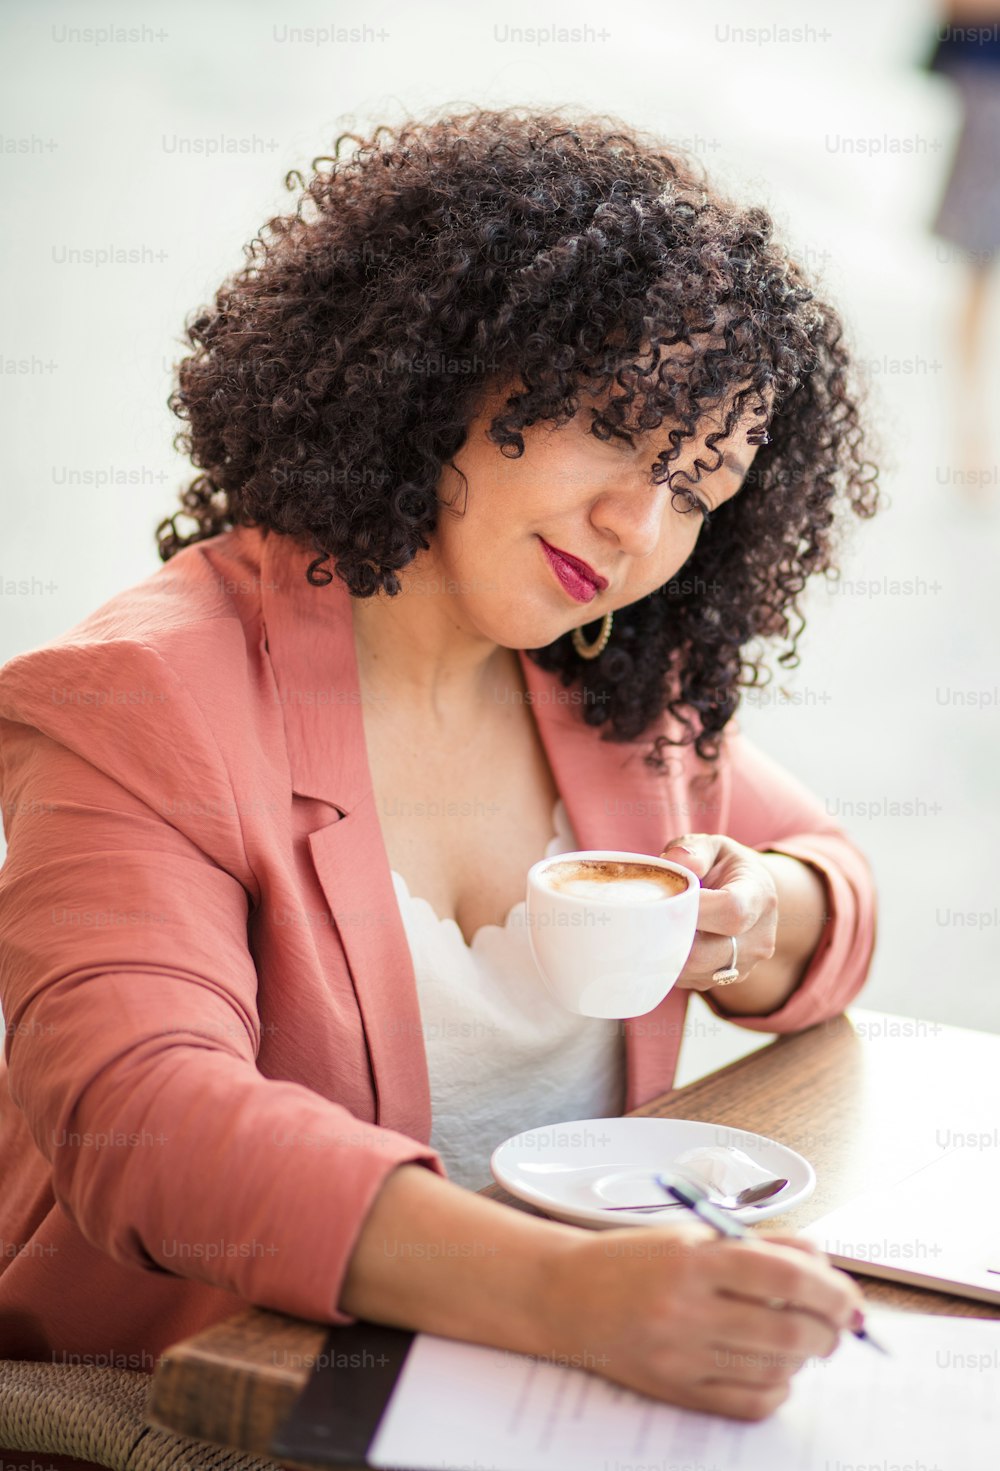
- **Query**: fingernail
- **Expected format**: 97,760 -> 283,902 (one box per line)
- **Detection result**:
850,1308 -> 865,1332
671,845 -> 696,856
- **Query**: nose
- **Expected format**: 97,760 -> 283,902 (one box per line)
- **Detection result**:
589,480 -> 676,560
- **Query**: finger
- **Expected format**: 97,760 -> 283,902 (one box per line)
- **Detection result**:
707,1298 -> 840,1367
650,1333 -> 811,1390
709,1241 -> 862,1331
659,834 -> 715,879
672,918 -> 771,992
690,928 -> 753,976
760,1232 -> 824,1258
678,1378 -> 791,1423
696,877 -> 770,937
706,1346 -> 814,1386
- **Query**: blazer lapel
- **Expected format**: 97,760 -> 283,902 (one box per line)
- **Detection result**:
257,528 -> 432,1139
256,526 -> 372,812
306,804 -> 433,1139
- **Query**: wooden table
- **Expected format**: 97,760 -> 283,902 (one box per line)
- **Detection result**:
147,1008 -> 1000,1465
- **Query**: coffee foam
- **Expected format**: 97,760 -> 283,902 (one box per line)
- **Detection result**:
541,859 -> 687,904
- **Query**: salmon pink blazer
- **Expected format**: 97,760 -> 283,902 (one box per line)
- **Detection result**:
0,525 -> 877,1366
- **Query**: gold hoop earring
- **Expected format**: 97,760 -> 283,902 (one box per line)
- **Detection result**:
572,611 -> 613,660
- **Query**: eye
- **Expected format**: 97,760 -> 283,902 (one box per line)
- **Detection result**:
649,455 -> 712,521
669,483 -> 712,522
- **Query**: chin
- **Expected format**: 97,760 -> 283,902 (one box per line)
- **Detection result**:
465,592 -> 556,651
485,616 -> 565,653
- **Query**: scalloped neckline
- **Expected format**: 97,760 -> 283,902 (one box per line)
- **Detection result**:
390,798 -> 568,950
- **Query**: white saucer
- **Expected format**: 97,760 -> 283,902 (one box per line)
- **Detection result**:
490,1117 -> 815,1228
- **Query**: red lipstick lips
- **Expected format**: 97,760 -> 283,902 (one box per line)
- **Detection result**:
539,538 -> 609,604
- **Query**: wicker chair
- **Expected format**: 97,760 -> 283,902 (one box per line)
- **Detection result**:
0,1360 -> 284,1470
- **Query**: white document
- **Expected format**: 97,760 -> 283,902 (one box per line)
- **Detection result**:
369,1309 -> 999,1471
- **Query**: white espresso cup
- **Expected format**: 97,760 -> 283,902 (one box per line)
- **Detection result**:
525,849 -> 701,1018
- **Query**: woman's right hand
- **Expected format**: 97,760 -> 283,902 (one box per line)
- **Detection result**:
543,1222 -> 866,1421
339,1162 -> 864,1425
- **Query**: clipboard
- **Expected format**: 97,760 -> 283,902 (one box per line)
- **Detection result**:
270,1308 -> 1000,1471
270,1319 -> 417,1468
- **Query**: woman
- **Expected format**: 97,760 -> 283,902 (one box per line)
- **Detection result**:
925,1 -> 1000,490
0,107 -> 879,1438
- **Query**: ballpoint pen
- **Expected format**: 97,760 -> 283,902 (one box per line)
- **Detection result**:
653,1172 -> 890,1356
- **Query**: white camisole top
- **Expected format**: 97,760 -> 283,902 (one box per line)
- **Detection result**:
389,798 -> 627,1190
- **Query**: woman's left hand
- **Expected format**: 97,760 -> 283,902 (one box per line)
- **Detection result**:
658,833 -> 779,992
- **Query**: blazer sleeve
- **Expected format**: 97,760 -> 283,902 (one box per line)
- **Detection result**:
699,722 -> 878,1034
0,638 -> 444,1326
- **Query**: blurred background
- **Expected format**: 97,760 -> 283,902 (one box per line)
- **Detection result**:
2,0 -> 999,1080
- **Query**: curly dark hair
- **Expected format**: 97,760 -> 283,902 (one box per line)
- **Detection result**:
156,104 -> 880,769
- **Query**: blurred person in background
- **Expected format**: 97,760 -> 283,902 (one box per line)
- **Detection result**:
927,0 -> 1000,493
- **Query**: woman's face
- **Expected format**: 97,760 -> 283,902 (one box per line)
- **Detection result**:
420,382 -> 764,652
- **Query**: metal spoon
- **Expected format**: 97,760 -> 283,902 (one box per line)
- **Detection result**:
600,1176 -> 788,1212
